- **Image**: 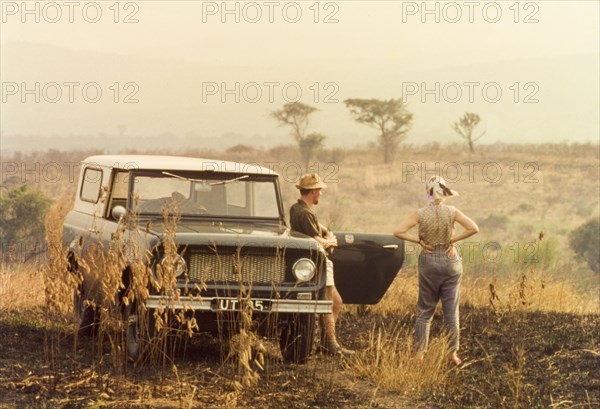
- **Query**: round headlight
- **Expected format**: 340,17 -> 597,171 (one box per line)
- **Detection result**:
161,254 -> 187,278
292,258 -> 316,282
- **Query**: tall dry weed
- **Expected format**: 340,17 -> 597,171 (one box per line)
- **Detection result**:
42,194 -> 77,318
40,194 -> 79,373
347,324 -> 451,396
126,199 -> 199,370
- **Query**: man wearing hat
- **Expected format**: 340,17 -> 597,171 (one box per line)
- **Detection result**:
289,173 -> 354,356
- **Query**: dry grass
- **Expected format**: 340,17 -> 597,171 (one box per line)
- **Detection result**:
0,264 -> 44,311
0,143 -> 598,408
348,324 -> 452,396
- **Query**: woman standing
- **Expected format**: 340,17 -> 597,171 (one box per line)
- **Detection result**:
393,176 -> 479,365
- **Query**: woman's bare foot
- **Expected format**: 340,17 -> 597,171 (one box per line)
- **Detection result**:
450,352 -> 462,366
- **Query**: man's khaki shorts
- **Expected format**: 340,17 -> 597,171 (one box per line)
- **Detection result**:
326,258 -> 335,286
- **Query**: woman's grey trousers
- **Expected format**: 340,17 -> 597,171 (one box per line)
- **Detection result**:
415,247 -> 463,352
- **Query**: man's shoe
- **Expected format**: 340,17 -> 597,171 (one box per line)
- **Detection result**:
337,345 -> 356,355
323,341 -> 355,356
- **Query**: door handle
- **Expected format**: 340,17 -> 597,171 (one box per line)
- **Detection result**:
383,244 -> 398,250
88,228 -> 99,234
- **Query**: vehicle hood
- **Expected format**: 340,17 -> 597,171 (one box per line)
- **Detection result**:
139,218 -> 320,250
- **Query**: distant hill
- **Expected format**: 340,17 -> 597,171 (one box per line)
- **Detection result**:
1,42 -> 598,152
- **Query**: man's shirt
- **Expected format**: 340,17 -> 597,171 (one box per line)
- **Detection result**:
289,199 -> 323,238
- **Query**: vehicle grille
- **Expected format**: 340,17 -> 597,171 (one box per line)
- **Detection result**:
188,251 -> 285,284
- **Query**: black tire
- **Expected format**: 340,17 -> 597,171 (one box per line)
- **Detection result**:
126,305 -> 158,361
69,253 -> 98,338
279,314 -> 316,364
74,286 -> 99,338
126,308 -> 145,361
127,309 -> 183,362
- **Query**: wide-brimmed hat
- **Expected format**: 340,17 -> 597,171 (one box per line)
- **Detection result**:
296,173 -> 327,190
426,176 -> 459,201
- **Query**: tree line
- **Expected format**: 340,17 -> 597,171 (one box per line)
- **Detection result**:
270,100 -> 485,166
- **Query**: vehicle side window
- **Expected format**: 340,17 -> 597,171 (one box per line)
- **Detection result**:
80,168 -> 103,203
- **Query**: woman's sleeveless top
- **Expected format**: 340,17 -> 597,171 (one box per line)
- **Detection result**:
418,202 -> 456,247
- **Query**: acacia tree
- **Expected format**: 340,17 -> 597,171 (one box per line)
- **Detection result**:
270,102 -> 322,169
344,98 -> 413,163
452,112 -> 486,153
270,102 -> 318,143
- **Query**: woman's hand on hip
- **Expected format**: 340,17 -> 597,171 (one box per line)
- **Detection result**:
419,239 -> 434,254
446,243 -> 458,259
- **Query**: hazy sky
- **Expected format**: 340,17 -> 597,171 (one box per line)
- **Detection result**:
1,1 -> 599,147
2,1 -> 598,70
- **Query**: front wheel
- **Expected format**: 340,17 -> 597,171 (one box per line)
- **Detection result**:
127,309 -> 184,362
126,306 -> 155,361
279,314 -> 316,364
126,312 -> 143,360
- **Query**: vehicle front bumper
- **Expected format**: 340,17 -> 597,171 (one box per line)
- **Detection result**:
145,295 -> 333,314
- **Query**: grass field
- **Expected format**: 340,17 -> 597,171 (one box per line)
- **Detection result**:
0,143 -> 598,408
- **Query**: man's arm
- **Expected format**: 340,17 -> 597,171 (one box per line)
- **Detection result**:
314,233 -> 337,250
318,223 -> 337,249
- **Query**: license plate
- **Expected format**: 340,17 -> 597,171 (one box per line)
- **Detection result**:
212,298 -> 270,312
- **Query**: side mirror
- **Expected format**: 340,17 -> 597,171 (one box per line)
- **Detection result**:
111,205 -> 127,221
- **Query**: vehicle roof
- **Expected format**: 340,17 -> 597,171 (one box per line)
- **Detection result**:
81,155 -> 278,176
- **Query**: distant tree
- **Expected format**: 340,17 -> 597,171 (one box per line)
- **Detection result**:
299,133 -> 326,169
0,185 -> 51,260
270,102 -> 318,143
569,218 -> 600,273
452,112 -> 486,153
344,98 -> 413,163
270,102 -> 322,170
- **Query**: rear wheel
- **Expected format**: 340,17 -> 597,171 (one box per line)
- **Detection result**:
279,314 -> 316,364
68,253 -> 98,337
73,281 -> 99,337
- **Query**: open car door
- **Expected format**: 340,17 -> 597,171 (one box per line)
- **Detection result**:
328,232 -> 404,304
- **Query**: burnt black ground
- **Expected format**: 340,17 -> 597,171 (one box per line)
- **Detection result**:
0,305 -> 598,408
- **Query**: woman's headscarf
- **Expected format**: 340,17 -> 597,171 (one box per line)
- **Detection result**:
426,176 -> 459,202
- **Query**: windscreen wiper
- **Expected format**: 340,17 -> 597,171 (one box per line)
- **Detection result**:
209,175 -> 249,186
161,171 -> 205,183
162,172 -> 249,186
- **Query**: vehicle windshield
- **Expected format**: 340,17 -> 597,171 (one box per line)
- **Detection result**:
129,172 -> 281,219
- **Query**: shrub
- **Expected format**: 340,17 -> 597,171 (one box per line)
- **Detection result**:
569,218 -> 600,273
0,185 -> 52,260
